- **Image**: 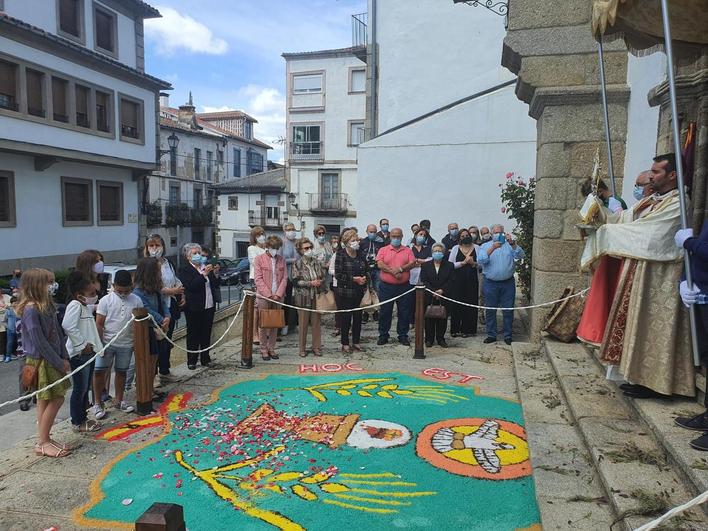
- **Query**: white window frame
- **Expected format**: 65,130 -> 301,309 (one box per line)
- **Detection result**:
292,73 -> 323,94
349,67 -> 366,94
228,195 -> 238,211
348,120 -> 365,147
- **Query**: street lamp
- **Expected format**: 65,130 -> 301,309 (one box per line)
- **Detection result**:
159,132 -> 180,157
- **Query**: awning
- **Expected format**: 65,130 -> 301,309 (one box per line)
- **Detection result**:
591,0 -> 708,53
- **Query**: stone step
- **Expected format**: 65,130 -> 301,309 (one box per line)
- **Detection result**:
542,339 -> 707,530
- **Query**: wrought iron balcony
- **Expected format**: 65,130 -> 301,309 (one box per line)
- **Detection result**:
76,112 -> 90,128
290,141 -> 323,162
121,124 -> 140,139
249,208 -> 285,229
0,94 -> 18,111
146,200 -> 215,228
352,12 -> 367,47
309,193 -> 348,215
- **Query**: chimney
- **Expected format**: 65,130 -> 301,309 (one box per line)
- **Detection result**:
159,92 -> 170,108
177,91 -> 198,129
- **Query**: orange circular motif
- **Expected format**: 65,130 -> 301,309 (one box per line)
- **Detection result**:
416,418 -> 531,480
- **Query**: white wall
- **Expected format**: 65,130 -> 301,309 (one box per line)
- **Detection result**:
622,52 -> 665,206
371,0 -> 514,133
0,36 -> 157,163
0,152 -> 139,261
357,86 -> 536,240
5,0 -> 138,68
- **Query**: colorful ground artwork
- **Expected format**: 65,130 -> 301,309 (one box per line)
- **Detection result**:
75,373 -> 540,530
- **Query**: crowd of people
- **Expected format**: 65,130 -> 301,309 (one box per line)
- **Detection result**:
0,236 -> 220,458
247,218 -> 525,360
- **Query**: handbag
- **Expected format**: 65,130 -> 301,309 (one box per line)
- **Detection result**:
360,288 -> 379,308
316,290 -> 337,312
543,286 -> 586,343
259,308 -> 286,329
21,358 -> 44,390
425,301 -> 447,320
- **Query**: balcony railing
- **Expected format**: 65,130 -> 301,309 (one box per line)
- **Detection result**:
352,12 -> 367,48
0,94 -> 18,111
290,141 -> 323,161
249,209 -> 285,229
121,124 -> 140,139
145,200 -> 215,228
76,112 -> 90,128
309,193 -> 348,214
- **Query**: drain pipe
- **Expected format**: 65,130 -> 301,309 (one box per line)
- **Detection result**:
369,0 -> 378,138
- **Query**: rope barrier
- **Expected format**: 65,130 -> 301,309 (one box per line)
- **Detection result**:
0,314 -> 151,410
633,489 -> 708,531
150,300 -> 245,354
423,287 -> 589,311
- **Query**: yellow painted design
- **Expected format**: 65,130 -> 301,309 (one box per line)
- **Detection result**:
336,389 -> 352,396
442,426 -> 529,467
376,391 -> 393,398
301,471 -> 334,484
323,499 -> 397,514
272,472 -> 304,482
357,390 -> 373,397
339,472 -> 398,479
350,488 -> 437,498
292,485 -> 317,501
343,480 -> 417,487
333,493 -> 412,507
249,469 -> 274,481
319,482 -> 350,493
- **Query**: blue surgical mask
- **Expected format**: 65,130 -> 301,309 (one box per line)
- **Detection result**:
432,251 -> 444,261
367,232 -> 376,240
633,185 -> 644,201
381,224 -> 389,232
190,253 -> 203,264
416,236 -> 426,245
317,235 -> 326,243
450,229 -> 459,237
391,238 -> 401,247
200,256 -> 209,265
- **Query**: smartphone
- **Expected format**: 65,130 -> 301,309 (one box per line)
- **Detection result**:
496,233 -> 506,243
210,257 -> 218,266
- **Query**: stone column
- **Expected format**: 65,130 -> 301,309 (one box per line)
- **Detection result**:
502,0 -> 630,340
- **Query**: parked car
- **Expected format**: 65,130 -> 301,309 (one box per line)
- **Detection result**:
219,258 -> 250,285
103,263 -> 138,290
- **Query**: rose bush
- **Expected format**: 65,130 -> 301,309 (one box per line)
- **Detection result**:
500,172 -> 535,301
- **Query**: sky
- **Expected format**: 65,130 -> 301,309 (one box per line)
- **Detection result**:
144,0 -> 367,162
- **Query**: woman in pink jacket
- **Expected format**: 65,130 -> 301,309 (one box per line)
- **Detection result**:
254,235 -> 288,360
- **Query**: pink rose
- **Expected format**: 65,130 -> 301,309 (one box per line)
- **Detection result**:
501,207 -> 507,213
506,172 -> 514,179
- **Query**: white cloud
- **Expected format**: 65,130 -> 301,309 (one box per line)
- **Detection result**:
201,85 -> 286,163
145,7 -> 228,56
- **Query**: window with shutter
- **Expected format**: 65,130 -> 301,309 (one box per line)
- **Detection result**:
119,97 -> 141,140
76,84 -> 90,128
26,69 -> 45,118
293,74 -> 322,93
0,171 -> 16,227
94,6 -> 117,55
233,148 -> 241,178
96,90 -> 111,132
62,177 -> 93,226
97,181 -> 123,225
58,0 -> 83,40
52,77 -> 69,123
0,60 -> 19,112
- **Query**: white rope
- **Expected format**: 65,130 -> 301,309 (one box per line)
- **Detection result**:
149,299 -> 245,354
633,489 -> 708,531
0,314 -> 150,410
244,287 -> 417,314
423,287 -> 589,311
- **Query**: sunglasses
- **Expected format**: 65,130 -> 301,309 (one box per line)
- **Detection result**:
316,233 -> 325,236
303,246 -> 313,251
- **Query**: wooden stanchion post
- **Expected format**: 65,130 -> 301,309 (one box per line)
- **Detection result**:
414,285 -> 426,359
240,291 -> 255,369
135,502 -> 185,531
133,308 -> 153,415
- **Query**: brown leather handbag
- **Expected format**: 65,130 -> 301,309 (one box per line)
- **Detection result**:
21,359 -> 44,390
316,290 -> 337,312
425,302 -> 447,320
259,308 -> 286,329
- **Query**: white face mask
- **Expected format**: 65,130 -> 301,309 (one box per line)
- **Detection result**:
304,249 -> 314,258
349,241 -> 360,251
268,248 -> 278,257
48,282 -> 59,296
285,231 -> 297,240
93,261 -> 104,274
84,295 -> 98,305
256,235 -> 266,245
149,248 -> 163,258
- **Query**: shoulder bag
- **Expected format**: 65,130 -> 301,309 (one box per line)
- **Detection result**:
360,288 -> 380,308
21,358 -> 44,391
259,308 -> 286,329
316,290 -> 337,312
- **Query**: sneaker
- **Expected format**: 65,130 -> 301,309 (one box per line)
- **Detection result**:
91,404 -> 107,420
438,340 -> 448,348
675,412 -> 708,432
425,341 -> 434,348
116,401 -> 135,413
483,337 -> 497,344
504,338 -> 512,345
689,432 -> 708,451
3,356 -> 9,363
377,336 -> 389,346
398,337 -> 410,347
281,326 -> 289,336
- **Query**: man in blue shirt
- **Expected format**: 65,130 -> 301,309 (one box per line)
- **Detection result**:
673,222 -> 708,450
477,224 -> 525,345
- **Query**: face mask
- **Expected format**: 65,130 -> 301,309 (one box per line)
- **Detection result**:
432,251 -> 444,261
633,185 -> 644,201
494,233 -> 505,243
14,272 -> 21,278
149,248 -> 163,258
391,238 -> 402,247
93,261 -> 104,274
268,248 -> 278,257
470,232 -> 479,240
381,224 -> 389,232
349,241 -> 360,251
332,243 -> 339,250
303,249 -> 314,258
481,234 -> 492,242
116,291 -> 131,300
285,231 -> 297,240
190,253 -> 203,264
200,256 -> 209,265
83,295 -> 98,305
461,236 -> 473,245
450,229 -> 459,237
48,282 -> 59,296
416,236 -> 426,245
256,235 -> 266,244
317,235 -> 325,243
367,232 -> 376,241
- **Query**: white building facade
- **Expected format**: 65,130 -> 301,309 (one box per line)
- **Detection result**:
146,94 -> 270,263
0,0 -> 170,272
282,47 -> 366,237
355,0 -> 537,240
215,168 -> 287,259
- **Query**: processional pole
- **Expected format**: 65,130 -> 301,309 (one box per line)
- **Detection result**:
660,0 -> 701,366
597,39 -> 617,197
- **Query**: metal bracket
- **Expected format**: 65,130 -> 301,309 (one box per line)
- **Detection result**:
454,0 -> 509,27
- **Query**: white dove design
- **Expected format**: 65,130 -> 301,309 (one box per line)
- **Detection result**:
431,420 -> 515,474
